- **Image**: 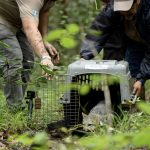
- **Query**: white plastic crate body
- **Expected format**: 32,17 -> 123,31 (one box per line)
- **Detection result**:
63,60 -> 131,104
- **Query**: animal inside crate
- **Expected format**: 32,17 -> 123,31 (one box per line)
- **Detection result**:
61,59 -> 132,127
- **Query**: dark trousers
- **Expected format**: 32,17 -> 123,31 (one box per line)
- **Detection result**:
0,24 -> 34,107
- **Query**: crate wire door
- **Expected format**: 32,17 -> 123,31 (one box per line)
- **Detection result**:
62,73 -> 121,128
30,74 -> 73,128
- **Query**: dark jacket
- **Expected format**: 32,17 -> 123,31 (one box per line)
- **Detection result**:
80,0 -> 150,83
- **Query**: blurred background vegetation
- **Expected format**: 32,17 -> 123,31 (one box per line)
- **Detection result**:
47,0 -> 150,100
48,0 -> 100,65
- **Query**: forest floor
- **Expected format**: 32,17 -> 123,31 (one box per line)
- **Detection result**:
0,80 -> 150,150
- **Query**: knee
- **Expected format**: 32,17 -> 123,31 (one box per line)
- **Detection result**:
3,60 -> 23,79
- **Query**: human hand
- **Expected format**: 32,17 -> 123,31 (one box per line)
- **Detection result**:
44,42 -> 60,64
132,80 -> 142,96
40,56 -> 54,79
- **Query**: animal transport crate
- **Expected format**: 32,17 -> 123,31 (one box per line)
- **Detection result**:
26,60 -> 132,128
63,59 -> 131,105
61,59 -> 132,127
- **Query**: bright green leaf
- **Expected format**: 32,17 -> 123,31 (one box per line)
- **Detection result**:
33,132 -> 49,144
45,29 -> 66,41
60,37 -> 77,49
79,85 -> 90,96
95,0 -> 101,9
132,127 -> 150,148
66,24 -> 80,35
0,41 -> 10,48
17,133 -> 33,145
40,65 -> 54,75
137,102 -> 150,115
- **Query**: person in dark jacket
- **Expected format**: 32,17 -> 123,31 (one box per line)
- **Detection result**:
80,0 -> 150,97
101,0 -> 126,61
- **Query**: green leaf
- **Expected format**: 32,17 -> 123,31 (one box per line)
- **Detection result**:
132,126 -> 150,148
36,76 -> 47,83
40,65 -> 53,75
33,132 -> 49,144
107,75 -> 120,85
95,0 -> 101,9
45,29 -> 66,41
79,85 -> 90,95
137,102 -> 150,114
113,134 -> 131,149
79,135 -> 109,150
87,29 -> 102,36
17,133 -> 33,145
66,24 -> 79,35
0,41 -> 10,48
60,37 -> 77,49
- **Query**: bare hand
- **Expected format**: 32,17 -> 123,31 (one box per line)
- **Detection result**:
132,80 -> 142,96
40,58 -> 54,79
44,42 -> 60,64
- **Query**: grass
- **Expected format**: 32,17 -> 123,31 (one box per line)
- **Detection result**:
114,111 -> 150,133
0,91 -> 29,133
0,79 -> 150,150
0,75 -> 67,133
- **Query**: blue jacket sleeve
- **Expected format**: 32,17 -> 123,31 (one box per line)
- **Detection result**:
136,50 -> 150,85
135,0 -> 150,84
80,4 -> 122,60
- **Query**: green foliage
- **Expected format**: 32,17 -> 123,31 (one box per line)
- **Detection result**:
95,0 -> 102,9
137,102 -> 150,114
79,84 -> 91,95
60,36 -> 77,49
0,91 -> 28,132
0,40 -> 10,48
78,74 -> 119,96
79,126 -> 150,150
45,24 -> 79,49
16,132 -> 49,150
1,1 -> 150,149
45,29 -> 66,41
16,132 -> 33,145
132,126 -> 150,148
40,64 -> 54,75
78,102 -> 150,150
48,0 -> 99,64
66,24 -> 80,35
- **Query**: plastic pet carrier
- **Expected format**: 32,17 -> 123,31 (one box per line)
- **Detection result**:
61,59 -> 132,127
26,60 -> 131,128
